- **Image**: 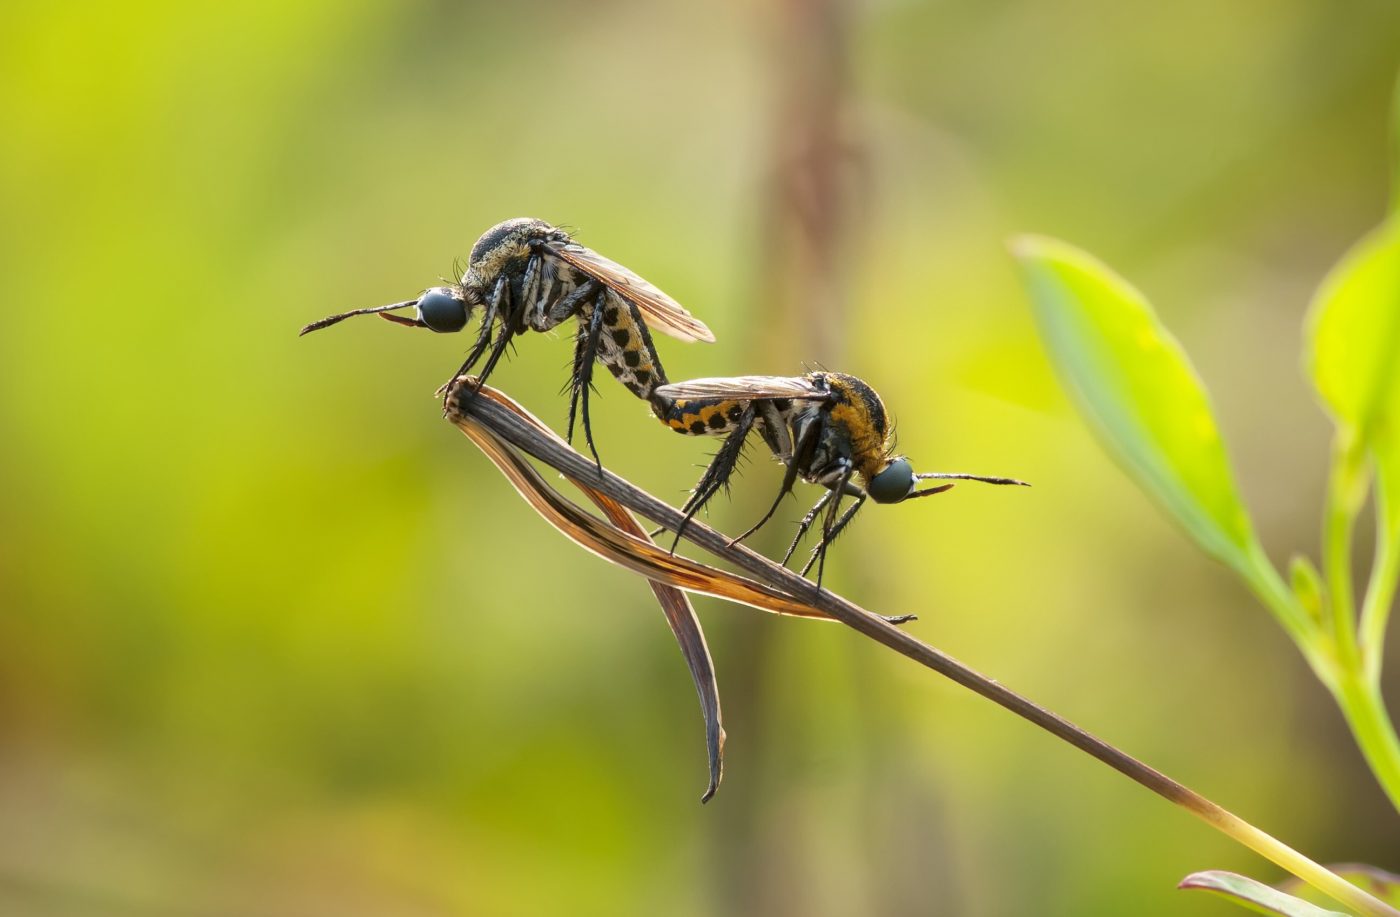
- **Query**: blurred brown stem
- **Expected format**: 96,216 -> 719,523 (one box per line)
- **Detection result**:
447,379 -> 1398,917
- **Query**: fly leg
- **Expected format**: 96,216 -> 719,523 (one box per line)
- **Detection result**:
557,279 -> 602,437
727,457 -> 802,549
472,270 -> 540,395
779,488 -> 836,566
564,320 -> 589,446
801,486 -> 868,585
447,300 -> 496,386
669,405 -> 756,552
517,253 -> 543,328
576,288 -> 610,471
546,277 -> 601,326
727,413 -> 822,548
806,467 -> 856,590
564,287 -> 609,471
440,274 -> 509,398
471,312 -> 517,395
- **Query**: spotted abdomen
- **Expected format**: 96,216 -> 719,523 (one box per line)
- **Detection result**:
585,291 -> 666,400
654,396 -> 750,437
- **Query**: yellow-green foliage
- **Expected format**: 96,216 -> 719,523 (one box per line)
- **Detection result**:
1,3 -> 1398,914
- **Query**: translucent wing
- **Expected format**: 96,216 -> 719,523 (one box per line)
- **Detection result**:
654,375 -> 830,402
546,241 -> 715,344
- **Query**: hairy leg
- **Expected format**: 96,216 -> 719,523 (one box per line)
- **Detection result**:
800,488 -> 867,581
573,288 -> 610,470
669,405 -> 757,552
808,467 -> 856,589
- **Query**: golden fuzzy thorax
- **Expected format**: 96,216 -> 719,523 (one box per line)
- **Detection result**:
824,373 -> 894,481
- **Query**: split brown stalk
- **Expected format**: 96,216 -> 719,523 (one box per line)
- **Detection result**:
445,380 -> 1398,917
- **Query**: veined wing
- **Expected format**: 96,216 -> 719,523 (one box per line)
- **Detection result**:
547,241 -> 715,344
654,375 -> 830,402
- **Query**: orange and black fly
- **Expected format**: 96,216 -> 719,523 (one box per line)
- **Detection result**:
651,372 -> 1027,585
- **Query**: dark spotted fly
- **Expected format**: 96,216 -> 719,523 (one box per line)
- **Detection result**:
300,217 -> 714,465
650,373 -> 1028,586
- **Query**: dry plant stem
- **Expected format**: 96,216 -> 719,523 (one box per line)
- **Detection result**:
453,395 -> 906,802
448,380 -> 1399,917
456,417 -> 893,621
578,487 -> 726,803
454,384 -> 913,624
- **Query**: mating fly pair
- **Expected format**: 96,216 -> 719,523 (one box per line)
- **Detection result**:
300,218 -> 713,465
651,372 -> 1028,586
300,219 -> 1026,582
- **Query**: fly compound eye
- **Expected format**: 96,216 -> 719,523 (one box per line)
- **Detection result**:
416,288 -> 468,333
868,457 -> 915,504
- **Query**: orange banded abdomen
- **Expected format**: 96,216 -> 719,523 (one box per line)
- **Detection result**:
654,397 -> 750,437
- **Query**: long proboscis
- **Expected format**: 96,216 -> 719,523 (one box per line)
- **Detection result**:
916,472 -> 1031,487
298,299 -> 418,336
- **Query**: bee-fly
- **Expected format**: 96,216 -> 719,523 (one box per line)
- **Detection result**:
300,217 -> 714,465
649,372 -> 1028,586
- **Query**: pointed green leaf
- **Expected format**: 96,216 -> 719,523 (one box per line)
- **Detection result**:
1281,865 -> 1400,910
1179,871 -> 1350,917
1012,236 -> 1265,580
1306,218 -> 1400,544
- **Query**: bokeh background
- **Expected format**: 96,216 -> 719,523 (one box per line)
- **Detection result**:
3,1 -> 1399,914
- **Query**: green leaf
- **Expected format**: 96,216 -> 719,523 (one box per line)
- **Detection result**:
1011,236 -> 1265,580
1306,218 -> 1400,543
1280,864 -> 1400,910
1179,871 -> 1350,917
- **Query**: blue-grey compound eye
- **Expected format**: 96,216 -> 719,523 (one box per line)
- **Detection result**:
868,457 -> 915,504
416,288 -> 468,333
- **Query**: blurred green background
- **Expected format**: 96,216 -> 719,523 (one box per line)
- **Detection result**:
2,1 -> 1398,914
